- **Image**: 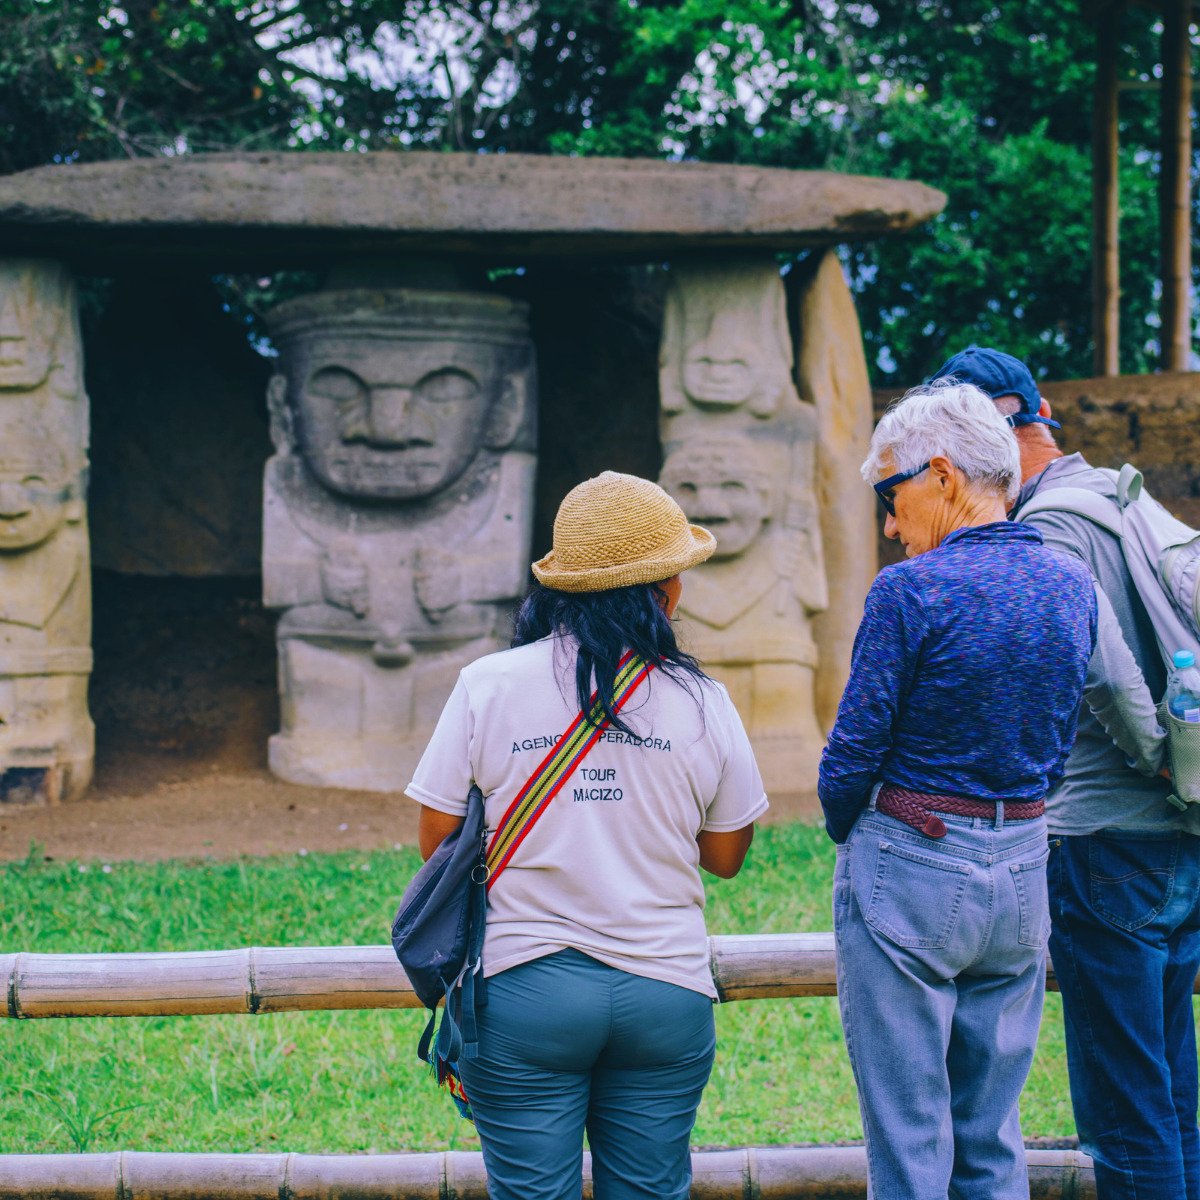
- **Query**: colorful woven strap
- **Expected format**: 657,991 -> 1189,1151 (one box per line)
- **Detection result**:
485,650 -> 654,890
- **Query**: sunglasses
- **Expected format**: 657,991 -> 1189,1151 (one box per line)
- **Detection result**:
873,462 -> 931,517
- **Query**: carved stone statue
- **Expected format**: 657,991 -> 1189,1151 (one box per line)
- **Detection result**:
0,260 -> 93,803
658,260 -> 828,794
660,435 -> 828,786
263,288 -> 536,789
659,261 -> 798,423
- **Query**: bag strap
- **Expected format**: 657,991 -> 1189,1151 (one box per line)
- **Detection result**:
1016,485 -> 1125,539
484,650 -> 655,890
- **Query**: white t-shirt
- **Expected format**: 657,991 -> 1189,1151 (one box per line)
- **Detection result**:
406,634 -> 768,998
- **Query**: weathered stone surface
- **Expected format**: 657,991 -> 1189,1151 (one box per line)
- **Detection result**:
0,152 -> 947,266
658,259 -> 827,795
659,258 -> 798,423
793,251 -> 878,732
0,260 -> 93,803
1042,372 -> 1200,527
263,286 -> 536,790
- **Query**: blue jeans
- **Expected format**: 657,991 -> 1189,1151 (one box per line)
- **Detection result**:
1048,830 -> 1200,1200
834,806 -> 1050,1200
456,949 -> 716,1200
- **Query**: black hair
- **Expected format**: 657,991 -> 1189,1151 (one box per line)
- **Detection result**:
512,581 -> 710,735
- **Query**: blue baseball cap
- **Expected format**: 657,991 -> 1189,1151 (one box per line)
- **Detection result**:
931,345 -> 1061,429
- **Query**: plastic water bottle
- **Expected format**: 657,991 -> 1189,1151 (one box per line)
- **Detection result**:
1166,650 -> 1200,722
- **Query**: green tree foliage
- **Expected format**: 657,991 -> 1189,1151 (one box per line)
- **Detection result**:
0,0 -> 1181,381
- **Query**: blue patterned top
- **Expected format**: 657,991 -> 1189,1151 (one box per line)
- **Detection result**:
818,521 -> 1098,842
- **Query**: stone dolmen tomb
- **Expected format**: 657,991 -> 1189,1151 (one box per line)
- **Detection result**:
0,152 -> 944,803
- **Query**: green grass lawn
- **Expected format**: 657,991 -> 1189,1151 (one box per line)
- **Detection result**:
0,823 -> 1080,1154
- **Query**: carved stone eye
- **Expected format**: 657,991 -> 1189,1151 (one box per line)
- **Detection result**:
308,367 -> 369,439
417,369 -> 478,405
308,366 -> 366,403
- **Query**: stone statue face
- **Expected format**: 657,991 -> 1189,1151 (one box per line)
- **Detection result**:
0,264 -> 69,392
681,323 -> 761,411
661,447 -> 772,560
290,336 -> 512,501
0,448 -> 74,551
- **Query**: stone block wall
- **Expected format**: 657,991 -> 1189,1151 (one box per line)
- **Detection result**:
874,373 -> 1200,566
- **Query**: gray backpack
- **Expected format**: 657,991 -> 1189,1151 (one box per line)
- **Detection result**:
1019,465 -> 1200,805
1019,464 -> 1200,660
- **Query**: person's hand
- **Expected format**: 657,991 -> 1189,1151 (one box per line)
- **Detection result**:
320,540 -> 370,616
415,547 -> 463,619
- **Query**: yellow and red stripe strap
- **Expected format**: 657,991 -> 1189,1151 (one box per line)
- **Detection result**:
485,651 -> 654,889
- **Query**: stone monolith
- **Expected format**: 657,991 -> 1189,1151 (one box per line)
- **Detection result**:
0,260 -> 93,803
262,288 -> 536,790
658,260 -> 828,794
793,249 -> 878,733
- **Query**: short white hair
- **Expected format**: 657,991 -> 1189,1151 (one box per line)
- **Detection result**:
861,379 -> 1021,502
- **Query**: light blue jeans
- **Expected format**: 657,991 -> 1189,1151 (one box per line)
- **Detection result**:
834,803 -> 1050,1200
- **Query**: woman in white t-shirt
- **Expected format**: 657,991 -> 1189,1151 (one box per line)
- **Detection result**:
408,471 -> 768,1200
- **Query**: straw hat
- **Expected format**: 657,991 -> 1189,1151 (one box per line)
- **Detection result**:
533,471 -> 716,593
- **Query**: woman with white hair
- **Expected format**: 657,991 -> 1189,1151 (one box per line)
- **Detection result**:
819,381 -> 1099,1199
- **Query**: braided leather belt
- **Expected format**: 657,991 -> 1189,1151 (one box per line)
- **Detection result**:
876,784 -> 1045,840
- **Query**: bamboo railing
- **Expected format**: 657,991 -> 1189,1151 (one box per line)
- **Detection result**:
0,932 -> 1112,1197
0,1146 -> 1097,1199
0,934 -> 842,1018
4,932 -> 1200,1019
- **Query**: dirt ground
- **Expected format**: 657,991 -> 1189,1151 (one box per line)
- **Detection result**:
0,574 -> 818,863
0,769 -> 422,863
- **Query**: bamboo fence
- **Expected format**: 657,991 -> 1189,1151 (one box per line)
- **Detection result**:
0,934 -> 1116,1196
0,934 -> 843,1018
7,930 -> 1200,1020
0,1146 -> 1097,1199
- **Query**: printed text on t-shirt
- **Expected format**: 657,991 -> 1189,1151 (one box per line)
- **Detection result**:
510,731 -> 672,754
574,767 -> 622,802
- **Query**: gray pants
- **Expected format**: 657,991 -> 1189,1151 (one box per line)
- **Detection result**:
457,949 -> 716,1200
834,805 -> 1050,1200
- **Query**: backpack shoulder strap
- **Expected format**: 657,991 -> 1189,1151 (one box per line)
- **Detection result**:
485,650 -> 655,888
1017,485 -> 1124,539
1117,463 -> 1144,508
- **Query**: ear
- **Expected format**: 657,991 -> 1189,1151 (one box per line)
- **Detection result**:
659,289 -> 685,415
929,455 -> 957,495
748,378 -> 782,418
267,374 -> 294,454
64,470 -> 85,522
485,363 -> 533,451
1038,398 -> 1053,420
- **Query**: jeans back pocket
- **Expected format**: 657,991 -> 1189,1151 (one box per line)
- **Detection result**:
1010,847 -> 1052,948
1088,833 -> 1179,932
864,840 -> 972,949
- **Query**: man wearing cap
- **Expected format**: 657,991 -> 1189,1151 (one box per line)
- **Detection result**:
934,345 -> 1197,1200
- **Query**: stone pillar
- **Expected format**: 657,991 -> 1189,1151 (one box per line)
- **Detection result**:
792,250 -> 878,734
263,288 -> 536,790
0,260 -> 93,804
658,260 -> 828,796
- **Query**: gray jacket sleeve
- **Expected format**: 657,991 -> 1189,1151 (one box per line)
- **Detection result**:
1083,582 -> 1167,777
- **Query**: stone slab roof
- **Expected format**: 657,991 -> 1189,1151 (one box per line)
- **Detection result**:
0,152 -> 945,267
